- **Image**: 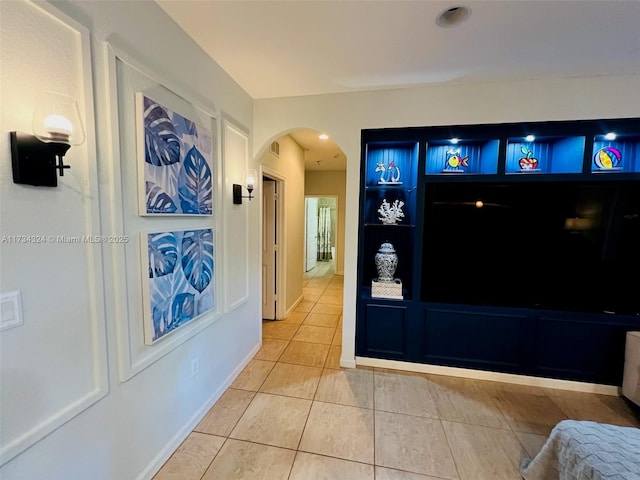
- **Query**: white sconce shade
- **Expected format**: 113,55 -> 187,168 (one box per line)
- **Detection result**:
32,92 -> 85,146
245,169 -> 257,191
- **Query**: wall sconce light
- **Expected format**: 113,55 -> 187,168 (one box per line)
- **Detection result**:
233,169 -> 258,205
10,92 -> 85,187
233,169 -> 257,204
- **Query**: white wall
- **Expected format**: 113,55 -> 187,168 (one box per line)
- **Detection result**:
305,171 -> 346,275
0,1 -> 258,479
259,135 -> 306,313
253,74 -> 640,369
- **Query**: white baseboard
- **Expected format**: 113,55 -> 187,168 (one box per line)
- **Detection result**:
339,356 -> 356,368
355,356 -> 621,396
283,294 -> 304,319
137,341 -> 261,480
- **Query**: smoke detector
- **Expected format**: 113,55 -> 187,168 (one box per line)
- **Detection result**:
436,6 -> 471,28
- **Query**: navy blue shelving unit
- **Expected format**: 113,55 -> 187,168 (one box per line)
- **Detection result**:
357,118 -> 640,385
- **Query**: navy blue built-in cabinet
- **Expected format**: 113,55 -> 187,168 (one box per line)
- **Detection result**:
356,118 -> 640,385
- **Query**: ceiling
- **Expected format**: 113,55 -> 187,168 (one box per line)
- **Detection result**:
157,0 -> 640,169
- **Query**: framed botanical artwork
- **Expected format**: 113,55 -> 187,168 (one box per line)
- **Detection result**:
136,93 -> 214,215
141,228 -> 215,344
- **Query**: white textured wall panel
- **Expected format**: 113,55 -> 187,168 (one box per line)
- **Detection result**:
0,0 -> 107,465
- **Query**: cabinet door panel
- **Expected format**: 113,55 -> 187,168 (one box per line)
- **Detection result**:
364,304 -> 407,358
423,307 -> 526,372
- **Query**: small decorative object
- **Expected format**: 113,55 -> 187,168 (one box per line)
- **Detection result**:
137,93 -> 214,216
378,199 -> 405,224
443,150 -> 469,172
371,278 -> 403,299
375,160 -> 402,185
142,228 -> 215,344
518,145 -> 539,171
375,242 -> 398,282
594,146 -> 622,170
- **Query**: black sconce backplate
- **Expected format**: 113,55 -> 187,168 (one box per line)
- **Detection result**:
10,131 -> 70,187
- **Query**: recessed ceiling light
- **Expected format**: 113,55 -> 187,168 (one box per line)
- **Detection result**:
319,134 -> 329,140
604,132 -> 617,140
436,6 -> 471,28
450,138 -> 459,144
525,135 -> 535,142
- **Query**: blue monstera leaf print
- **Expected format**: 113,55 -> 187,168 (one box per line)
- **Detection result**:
177,146 -> 213,214
143,97 -> 181,166
148,232 -> 178,278
146,181 -> 177,214
181,229 -> 214,293
171,293 -> 195,328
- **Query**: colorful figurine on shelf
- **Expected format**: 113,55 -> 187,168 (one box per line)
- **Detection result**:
594,146 -> 622,170
375,160 -> 402,185
518,146 -> 539,171
444,150 -> 469,172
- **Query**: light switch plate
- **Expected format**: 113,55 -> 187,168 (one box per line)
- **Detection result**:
0,291 -> 23,331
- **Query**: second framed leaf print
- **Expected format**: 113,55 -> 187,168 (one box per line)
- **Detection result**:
136,93 -> 214,215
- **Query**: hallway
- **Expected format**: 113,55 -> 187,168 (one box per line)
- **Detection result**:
153,262 -> 639,480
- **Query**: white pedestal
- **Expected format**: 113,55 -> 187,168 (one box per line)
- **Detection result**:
371,279 -> 403,299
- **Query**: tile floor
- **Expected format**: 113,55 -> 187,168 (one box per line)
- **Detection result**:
153,261 -> 639,480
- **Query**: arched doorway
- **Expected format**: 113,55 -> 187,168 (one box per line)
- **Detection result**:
256,129 -> 346,320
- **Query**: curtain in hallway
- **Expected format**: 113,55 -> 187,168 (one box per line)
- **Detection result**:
317,206 -> 332,261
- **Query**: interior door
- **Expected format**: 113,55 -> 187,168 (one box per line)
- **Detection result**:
262,180 -> 277,320
305,197 -> 318,272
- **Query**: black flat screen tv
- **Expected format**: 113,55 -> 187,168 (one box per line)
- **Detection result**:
422,180 -> 640,316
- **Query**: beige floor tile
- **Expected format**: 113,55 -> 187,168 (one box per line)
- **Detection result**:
283,311 -> 309,324
293,325 -> 335,344
375,370 -> 439,418
442,421 -> 526,480
514,431 -> 548,458
230,359 -> 275,391
153,432 -> 225,480
259,362 -> 323,399
427,375 -> 510,429
599,395 -> 640,425
330,276 -> 344,285
254,338 -> 289,361
490,389 -> 567,435
194,388 -> 255,436
290,452 -> 374,480
294,301 -> 316,313
299,401 -> 374,464
375,467 -> 447,480
375,411 -> 457,479
325,345 -> 342,369
315,368 -> 374,409
279,341 -> 330,367
303,294 -> 321,302
262,321 -> 300,340
317,294 -> 343,306
311,303 -> 343,315
230,393 -> 311,449
303,286 -> 325,296
545,389 -> 639,427
332,327 -> 342,346
202,439 -> 295,480
304,312 -> 340,328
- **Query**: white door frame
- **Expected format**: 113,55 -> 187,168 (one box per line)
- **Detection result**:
261,166 -> 287,320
